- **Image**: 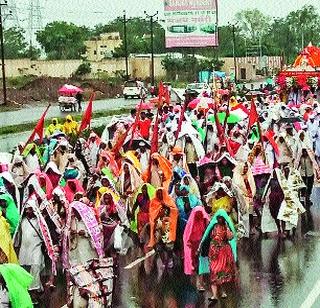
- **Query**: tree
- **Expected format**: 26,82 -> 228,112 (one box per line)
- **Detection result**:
3,27 -> 28,59
236,9 -> 271,42
93,17 -> 165,57
285,5 -> 320,52
74,62 -> 92,76
36,21 -> 90,59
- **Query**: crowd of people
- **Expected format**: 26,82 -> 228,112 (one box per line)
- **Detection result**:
0,85 -> 319,307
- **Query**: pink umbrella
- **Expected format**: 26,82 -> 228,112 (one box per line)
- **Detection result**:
188,97 -> 214,109
135,102 -> 152,110
58,84 -> 84,96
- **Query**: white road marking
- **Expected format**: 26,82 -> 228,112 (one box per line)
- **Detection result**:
124,250 -> 156,269
300,279 -> 320,308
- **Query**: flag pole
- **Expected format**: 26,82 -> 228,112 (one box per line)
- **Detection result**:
22,103 -> 51,153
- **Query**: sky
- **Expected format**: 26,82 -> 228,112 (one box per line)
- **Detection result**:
7,0 -> 320,30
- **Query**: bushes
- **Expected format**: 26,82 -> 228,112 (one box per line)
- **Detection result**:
7,75 -> 37,89
74,62 -> 92,76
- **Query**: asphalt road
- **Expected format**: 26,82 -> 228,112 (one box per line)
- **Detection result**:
40,189 -> 320,308
0,97 -> 138,127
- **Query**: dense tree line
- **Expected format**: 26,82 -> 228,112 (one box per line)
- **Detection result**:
2,5 -> 320,66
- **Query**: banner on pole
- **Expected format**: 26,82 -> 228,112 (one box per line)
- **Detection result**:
164,0 -> 219,48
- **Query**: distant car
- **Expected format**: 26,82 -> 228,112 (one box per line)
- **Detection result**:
123,80 -> 141,99
186,83 -> 211,97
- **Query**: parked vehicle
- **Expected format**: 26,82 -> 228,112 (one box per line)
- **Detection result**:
186,82 -> 211,97
123,80 -> 142,99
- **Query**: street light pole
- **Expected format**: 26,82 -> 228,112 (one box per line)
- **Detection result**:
231,24 -> 237,84
144,11 -> 158,86
123,10 -> 129,80
0,0 -> 7,105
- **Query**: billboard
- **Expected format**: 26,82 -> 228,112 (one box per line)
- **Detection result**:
164,0 -> 218,48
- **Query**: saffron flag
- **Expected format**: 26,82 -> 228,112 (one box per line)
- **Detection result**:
111,125 -> 132,155
78,93 -> 95,132
150,111 -> 160,155
164,88 -> 171,105
175,103 -> 186,139
248,99 -> 259,128
158,81 -> 165,104
264,129 -> 280,156
25,104 -> 50,146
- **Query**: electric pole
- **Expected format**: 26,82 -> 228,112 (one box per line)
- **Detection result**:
123,10 -> 129,80
144,11 -> 158,86
230,23 -> 237,84
0,0 -> 8,105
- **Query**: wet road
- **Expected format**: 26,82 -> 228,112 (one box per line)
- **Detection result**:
0,97 -> 138,127
0,89 -> 183,127
43,189 -> 320,308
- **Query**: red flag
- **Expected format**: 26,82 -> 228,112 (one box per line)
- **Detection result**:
175,103 -> 186,139
225,138 -> 235,157
264,129 -> 280,156
150,111 -> 160,155
248,99 -> 259,128
25,104 -> 50,146
214,102 -> 225,144
164,88 -> 171,105
158,81 -> 165,103
231,103 -> 250,115
111,124 -> 132,155
129,99 -> 143,148
78,93 -> 95,133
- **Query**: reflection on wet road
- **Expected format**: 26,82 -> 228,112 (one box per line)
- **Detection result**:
113,190 -> 320,308
42,194 -> 320,308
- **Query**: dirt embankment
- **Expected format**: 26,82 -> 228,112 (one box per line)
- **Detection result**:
2,77 -> 122,108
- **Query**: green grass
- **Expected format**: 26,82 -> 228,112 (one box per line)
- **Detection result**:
7,75 -> 37,89
0,107 -> 131,136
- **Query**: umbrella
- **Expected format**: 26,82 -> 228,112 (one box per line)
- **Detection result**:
58,84 -> 84,96
188,97 -> 214,109
278,117 -> 303,124
123,138 -> 151,151
135,102 -> 152,110
208,112 -> 242,124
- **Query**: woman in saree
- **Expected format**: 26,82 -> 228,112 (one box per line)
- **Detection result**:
130,183 -> 156,240
232,162 -> 256,237
198,209 -> 237,303
176,185 -> 202,232
0,193 -> 19,236
146,153 -> 173,191
206,182 -> 234,217
148,188 -> 178,267
64,179 -> 85,203
183,206 -> 210,291
181,174 -> 201,199
98,192 -> 122,250
0,210 -> 18,264
34,170 -> 54,200
0,263 -> 33,308
118,162 -> 143,209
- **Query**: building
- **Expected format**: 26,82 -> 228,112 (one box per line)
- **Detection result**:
84,32 -> 122,61
221,56 -> 283,81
